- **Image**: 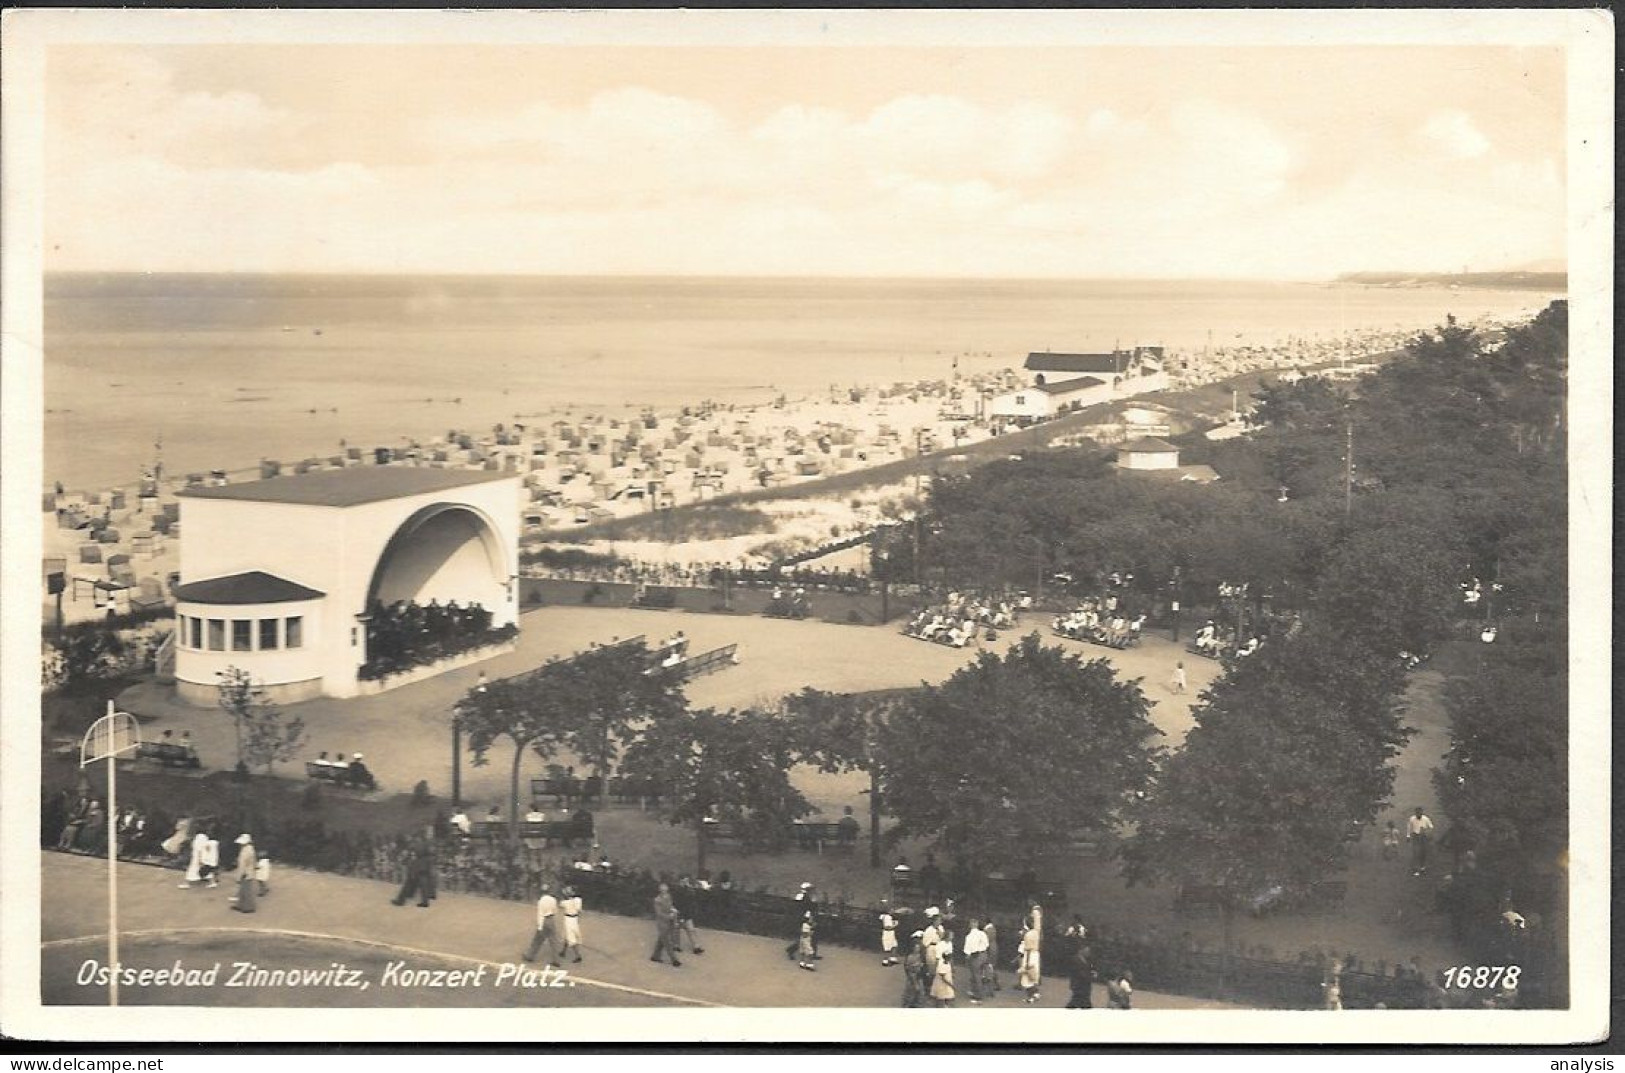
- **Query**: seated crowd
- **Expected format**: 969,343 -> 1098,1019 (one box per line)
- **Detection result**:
361,598 -> 509,680
308,750 -> 376,789
764,586 -> 812,619
903,593 -> 1017,648
1051,592 -> 1146,650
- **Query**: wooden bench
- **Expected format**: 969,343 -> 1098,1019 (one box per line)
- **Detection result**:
468,817 -> 594,845
529,775 -> 602,806
136,741 -> 200,769
701,819 -> 746,845
649,643 -> 739,682
789,820 -> 857,853
304,761 -> 376,790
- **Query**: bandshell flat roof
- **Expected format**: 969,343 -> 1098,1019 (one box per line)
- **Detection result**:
177,466 -> 515,507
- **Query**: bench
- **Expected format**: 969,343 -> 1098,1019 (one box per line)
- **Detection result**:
468,817 -> 594,845
529,775 -> 602,806
701,819 -> 746,845
649,643 -> 739,682
136,741 -> 200,769
304,761 -> 376,790
790,820 -> 858,853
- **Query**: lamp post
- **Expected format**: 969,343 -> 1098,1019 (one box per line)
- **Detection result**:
873,540 -> 891,624
81,702 -> 140,1007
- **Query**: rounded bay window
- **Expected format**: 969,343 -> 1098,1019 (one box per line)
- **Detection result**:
172,570 -> 326,705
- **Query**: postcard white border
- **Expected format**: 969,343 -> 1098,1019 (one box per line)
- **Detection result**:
1,6 -> 1611,1046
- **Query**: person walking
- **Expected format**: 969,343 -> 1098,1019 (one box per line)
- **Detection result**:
672,885 -> 705,955
1106,970 -> 1134,1009
649,883 -> 682,967
1381,820 -> 1401,861
929,936 -> 956,1006
558,886 -> 585,964
982,918 -> 1002,993
524,883 -> 561,964
1170,660 -> 1188,695
179,824 -> 209,889
228,834 -> 257,913
1067,944 -> 1095,1009
901,932 -> 926,1008
796,912 -> 818,971
1407,806 -> 1435,876
878,903 -> 900,967
1017,923 -> 1043,1004
391,835 -> 435,908
199,832 -> 221,888
963,918 -> 990,1004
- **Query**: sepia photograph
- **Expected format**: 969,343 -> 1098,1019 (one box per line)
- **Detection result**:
0,7 -> 1611,1046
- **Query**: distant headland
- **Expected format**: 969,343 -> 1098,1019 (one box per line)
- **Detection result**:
1336,270 -> 1566,291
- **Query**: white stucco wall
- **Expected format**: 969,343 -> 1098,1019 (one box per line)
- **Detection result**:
177,473 -> 521,700
173,596 -> 325,704
989,390 -> 1053,420
1120,450 -> 1180,470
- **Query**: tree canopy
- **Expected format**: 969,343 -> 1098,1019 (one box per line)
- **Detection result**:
874,634 -> 1162,873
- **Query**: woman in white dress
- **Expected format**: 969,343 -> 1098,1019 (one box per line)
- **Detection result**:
558,886 -> 584,963
1017,924 -> 1043,1004
179,827 -> 209,888
929,938 -> 956,1006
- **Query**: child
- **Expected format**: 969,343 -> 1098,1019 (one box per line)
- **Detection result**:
878,905 -> 899,967
797,913 -> 817,971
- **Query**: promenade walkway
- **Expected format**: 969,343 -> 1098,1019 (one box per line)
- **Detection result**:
41,852 -> 1238,1011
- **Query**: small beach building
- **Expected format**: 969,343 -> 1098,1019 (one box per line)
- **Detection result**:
1114,438 -> 1221,484
1116,437 -> 1181,470
171,467 -> 521,705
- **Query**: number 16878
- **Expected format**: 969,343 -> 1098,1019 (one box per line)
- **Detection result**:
1442,966 -> 1521,989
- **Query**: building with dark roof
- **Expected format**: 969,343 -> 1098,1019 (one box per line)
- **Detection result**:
991,345 -> 1169,423
172,466 -> 521,705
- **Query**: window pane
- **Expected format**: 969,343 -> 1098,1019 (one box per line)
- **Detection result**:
207,619 -> 225,651
285,616 -> 303,649
232,619 -> 252,651
259,618 -> 279,650
190,617 -> 202,649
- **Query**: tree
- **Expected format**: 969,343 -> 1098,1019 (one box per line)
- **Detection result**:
782,687 -> 913,868
456,671 -> 565,834
621,706 -> 811,874
874,634 -> 1163,876
547,642 -> 689,780
1121,623 -> 1411,949
1434,630 -> 1567,890
216,665 -> 307,776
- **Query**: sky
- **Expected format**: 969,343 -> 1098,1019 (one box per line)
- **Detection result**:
44,43 -> 1567,279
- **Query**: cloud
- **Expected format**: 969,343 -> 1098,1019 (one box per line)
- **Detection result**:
45,49 -> 1563,278
1417,110 -> 1492,159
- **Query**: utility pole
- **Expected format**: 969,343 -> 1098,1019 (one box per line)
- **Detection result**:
1344,414 -> 1354,519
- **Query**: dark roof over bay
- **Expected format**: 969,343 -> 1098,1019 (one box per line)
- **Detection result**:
1036,376 -> 1108,395
178,466 -> 514,507
1118,436 -> 1180,453
173,571 -> 325,605
1025,352 -> 1126,373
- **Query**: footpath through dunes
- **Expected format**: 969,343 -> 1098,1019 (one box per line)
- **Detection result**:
40,852 -> 1242,1011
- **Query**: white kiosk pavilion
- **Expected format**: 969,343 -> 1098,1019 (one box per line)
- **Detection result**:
171,467 -> 521,704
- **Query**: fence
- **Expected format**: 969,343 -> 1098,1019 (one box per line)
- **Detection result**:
46,797 -> 1459,1010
